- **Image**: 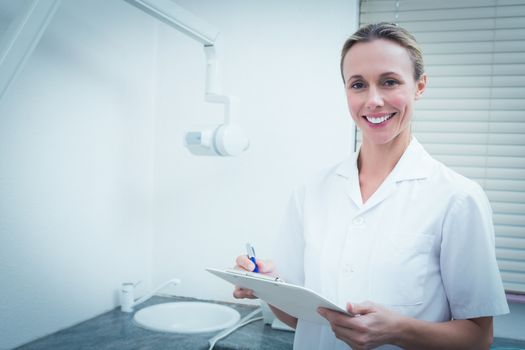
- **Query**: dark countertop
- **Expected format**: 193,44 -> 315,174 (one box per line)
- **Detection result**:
13,296 -> 525,350
15,296 -> 294,350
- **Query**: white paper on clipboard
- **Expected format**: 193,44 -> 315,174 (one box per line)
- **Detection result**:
206,268 -> 353,325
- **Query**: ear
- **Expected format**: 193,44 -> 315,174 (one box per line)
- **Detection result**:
415,73 -> 427,100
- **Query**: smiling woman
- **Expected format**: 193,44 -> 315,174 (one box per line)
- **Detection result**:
233,22 -> 510,350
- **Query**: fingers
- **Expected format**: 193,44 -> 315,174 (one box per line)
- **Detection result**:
235,255 -> 256,271
319,308 -> 371,349
233,254 -> 276,300
233,286 -> 257,299
347,301 -> 375,316
257,259 -> 276,275
234,255 -> 276,275
318,307 -> 355,328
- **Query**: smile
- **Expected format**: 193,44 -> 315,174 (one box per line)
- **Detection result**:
363,113 -> 395,124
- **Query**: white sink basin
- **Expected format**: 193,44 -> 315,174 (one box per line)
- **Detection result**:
133,302 -> 241,333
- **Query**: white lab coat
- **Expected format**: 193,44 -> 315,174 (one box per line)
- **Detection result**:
273,137 -> 509,350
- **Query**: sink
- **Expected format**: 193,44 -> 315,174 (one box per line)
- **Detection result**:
133,302 -> 241,333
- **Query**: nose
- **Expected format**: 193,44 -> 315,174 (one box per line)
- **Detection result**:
365,86 -> 384,110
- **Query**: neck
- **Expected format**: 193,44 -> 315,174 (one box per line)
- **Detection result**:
358,133 -> 411,176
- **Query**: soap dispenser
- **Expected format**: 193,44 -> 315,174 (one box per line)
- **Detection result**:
120,282 -> 136,313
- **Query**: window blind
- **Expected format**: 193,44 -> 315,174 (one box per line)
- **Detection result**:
358,0 -> 525,293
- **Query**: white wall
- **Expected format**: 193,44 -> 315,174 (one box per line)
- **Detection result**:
150,0 -> 357,302
0,1 -> 157,349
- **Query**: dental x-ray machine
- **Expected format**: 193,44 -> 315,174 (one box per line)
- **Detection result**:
124,0 -> 250,156
0,0 -> 249,156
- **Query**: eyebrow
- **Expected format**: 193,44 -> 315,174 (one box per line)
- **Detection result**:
345,71 -> 401,85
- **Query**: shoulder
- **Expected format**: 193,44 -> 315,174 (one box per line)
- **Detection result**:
286,158 -> 352,210
410,139 -> 486,201
430,160 -> 491,214
433,160 -> 485,196
293,158 -> 350,194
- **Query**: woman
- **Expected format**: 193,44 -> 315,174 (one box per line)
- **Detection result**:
234,23 -> 509,350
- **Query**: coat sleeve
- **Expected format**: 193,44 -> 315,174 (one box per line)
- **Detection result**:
440,183 -> 509,319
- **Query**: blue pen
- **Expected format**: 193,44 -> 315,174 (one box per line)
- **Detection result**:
246,243 -> 259,273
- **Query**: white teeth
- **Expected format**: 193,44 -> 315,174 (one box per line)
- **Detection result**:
365,113 -> 394,124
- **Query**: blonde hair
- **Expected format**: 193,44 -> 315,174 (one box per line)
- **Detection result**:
340,22 -> 424,82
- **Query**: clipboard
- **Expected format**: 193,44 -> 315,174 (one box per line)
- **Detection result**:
206,268 -> 352,325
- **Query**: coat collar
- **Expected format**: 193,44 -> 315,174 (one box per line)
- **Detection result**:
335,137 -> 436,210
335,137 -> 435,183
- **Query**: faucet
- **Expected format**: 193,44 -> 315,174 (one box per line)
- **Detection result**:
120,278 -> 181,312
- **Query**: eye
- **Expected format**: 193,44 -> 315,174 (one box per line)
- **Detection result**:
383,79 -> 399,87
350,81 -> 365,90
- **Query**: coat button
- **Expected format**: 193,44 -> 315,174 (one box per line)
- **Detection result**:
342,264 -> 354,273
352,216 -> 364,225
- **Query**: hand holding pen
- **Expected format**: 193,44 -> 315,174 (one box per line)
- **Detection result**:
232,243 -> 277,299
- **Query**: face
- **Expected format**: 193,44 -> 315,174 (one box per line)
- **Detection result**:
342,39 -> 427,148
